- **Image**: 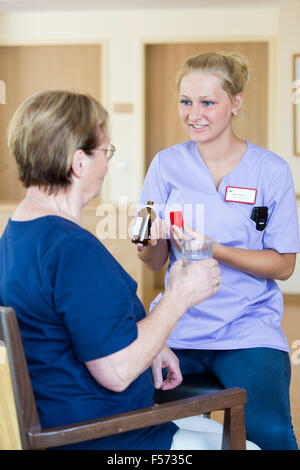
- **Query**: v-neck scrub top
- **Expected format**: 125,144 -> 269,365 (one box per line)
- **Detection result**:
139,141 -> 300,352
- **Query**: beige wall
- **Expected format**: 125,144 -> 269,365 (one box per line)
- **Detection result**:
0,5 -> 279,203
0,1 -> 299,292
276,0 -> 300,293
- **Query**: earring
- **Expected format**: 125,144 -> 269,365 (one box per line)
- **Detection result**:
233,110 -> 238,116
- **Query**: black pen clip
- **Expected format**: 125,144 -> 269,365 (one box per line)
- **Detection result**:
251,207 -> 268,231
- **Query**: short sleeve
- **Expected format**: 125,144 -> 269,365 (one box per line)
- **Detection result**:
139,154 -> 169,218
263,163 -> 300,253
51,239 -> 138,362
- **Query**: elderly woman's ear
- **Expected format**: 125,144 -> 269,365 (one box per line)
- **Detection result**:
71,149 -> 86,178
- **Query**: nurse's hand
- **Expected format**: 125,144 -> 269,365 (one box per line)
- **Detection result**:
170,221 -> 212,254
136,216 -> 169,252
152,345 -> 182,390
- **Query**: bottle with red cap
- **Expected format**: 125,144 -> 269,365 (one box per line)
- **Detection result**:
170,211 -> 184,229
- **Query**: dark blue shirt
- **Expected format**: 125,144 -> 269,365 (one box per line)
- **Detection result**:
0,216 -> 177,449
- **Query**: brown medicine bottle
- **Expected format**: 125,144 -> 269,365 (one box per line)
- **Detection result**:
131,201 -> 156,245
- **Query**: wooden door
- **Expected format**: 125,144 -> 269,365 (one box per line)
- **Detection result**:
144,41 -> 269,309
0,45 -> 101,202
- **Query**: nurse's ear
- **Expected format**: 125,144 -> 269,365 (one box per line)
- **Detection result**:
232,92 -> 243,116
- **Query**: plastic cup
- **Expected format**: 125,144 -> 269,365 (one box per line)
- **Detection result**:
181,238 -> 213,264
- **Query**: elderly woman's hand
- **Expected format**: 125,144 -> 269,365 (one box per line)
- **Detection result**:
167,257 -> 221,311
152,345 -> 183,391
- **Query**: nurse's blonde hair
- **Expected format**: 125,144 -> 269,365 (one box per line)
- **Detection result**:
176,51 -> 250,101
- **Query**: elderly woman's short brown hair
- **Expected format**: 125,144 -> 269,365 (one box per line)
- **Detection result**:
7,90 -> 109,193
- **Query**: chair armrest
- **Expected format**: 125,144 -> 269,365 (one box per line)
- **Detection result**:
28,387 -> 246,450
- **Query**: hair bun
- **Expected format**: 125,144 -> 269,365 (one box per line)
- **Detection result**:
220,51 -> 250,91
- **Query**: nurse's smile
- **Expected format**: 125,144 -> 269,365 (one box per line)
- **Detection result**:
189,123 -> 209,131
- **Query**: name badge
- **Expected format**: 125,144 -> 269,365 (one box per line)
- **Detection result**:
225,186 -> 257,204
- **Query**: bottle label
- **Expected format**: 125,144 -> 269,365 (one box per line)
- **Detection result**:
139,214 -> 150,240
132,216 -> 143,236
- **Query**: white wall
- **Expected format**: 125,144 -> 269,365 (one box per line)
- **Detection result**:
0,1 -> 299,292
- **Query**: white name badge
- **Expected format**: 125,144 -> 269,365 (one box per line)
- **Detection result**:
225,186 -> 257,204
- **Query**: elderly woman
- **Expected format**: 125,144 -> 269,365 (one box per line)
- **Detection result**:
0,89 -> 242,450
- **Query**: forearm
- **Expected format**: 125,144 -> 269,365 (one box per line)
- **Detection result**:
137,239 -> 169,272
115,294 -> 184,387
86,291 -> 184,392
213,242 -> 296,280
86,258 -> 220,392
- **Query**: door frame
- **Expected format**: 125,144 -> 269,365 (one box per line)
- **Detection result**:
0,38 -> 109,201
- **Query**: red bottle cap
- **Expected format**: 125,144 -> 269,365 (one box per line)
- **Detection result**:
170,211 -> 184,228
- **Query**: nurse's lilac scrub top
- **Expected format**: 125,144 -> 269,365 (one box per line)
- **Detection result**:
139,141 -> 300,352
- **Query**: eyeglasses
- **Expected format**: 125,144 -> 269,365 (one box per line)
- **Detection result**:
95,143 -> 116,161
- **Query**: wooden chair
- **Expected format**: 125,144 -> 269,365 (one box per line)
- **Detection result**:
0,306 -> 247,450
154,372 -> 225,418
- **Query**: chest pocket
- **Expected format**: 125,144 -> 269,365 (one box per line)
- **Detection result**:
206,199 -> 265,250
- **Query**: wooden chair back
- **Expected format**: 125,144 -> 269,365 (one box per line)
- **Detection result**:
0,341 -> 22,449
0,306 -> 41,449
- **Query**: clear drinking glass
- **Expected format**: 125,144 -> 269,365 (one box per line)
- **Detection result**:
181,238 -> 213,264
